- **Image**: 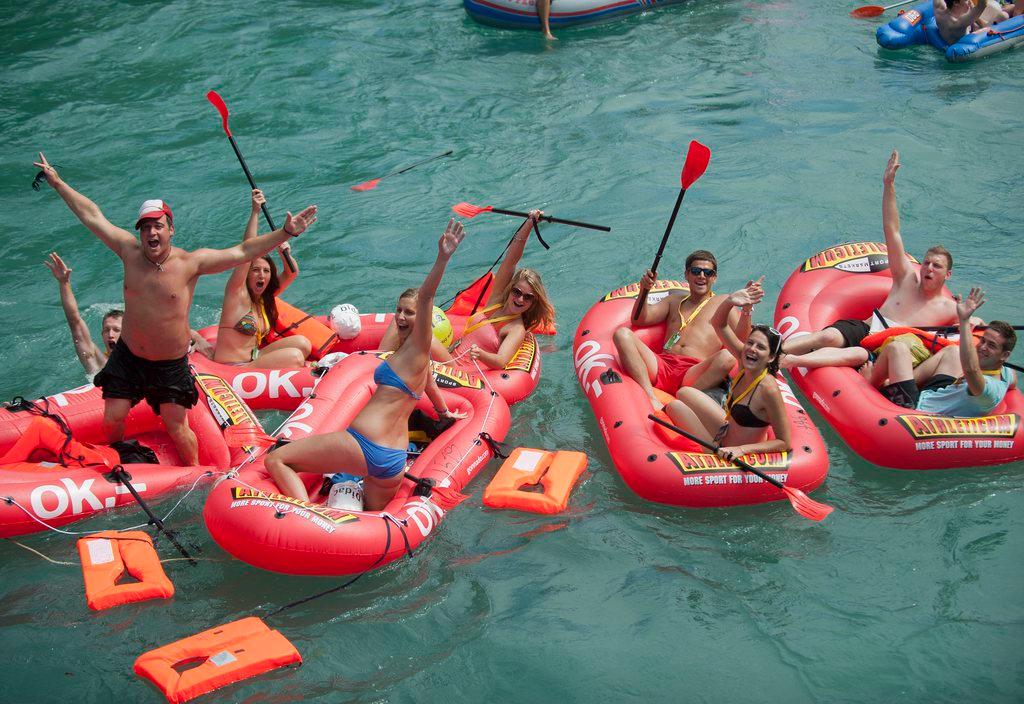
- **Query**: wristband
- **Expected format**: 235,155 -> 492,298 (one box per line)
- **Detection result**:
285,224 -> 300,237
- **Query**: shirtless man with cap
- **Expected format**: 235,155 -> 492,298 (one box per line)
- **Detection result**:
780,150 -> 960,374
33,152 -> 317,465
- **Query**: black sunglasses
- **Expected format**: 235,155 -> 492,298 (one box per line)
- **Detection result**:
688,266 -> 717,277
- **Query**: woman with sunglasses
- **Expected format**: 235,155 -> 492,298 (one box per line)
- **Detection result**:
436,210 -> 555,371
665,279 -> 792,462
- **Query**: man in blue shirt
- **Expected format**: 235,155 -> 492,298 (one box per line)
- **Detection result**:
879,288 -> 1016,416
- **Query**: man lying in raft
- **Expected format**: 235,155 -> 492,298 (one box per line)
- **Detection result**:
935,0 -> 1008,45
613,250 -> 748,411
876,288 -> 1016,416
45,252 -> 215,379
781,150 -> 962,373
33,153 -> 317,465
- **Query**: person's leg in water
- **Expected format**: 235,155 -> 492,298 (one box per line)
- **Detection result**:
537,0 -> 556,40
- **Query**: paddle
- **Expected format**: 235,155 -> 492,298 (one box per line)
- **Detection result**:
205,90 -> 297,273
452,202 -> 611,232
633,140 -> 712,322
350,150 -> 454,191
107,466 -> 197,564
224,423 -> 467,510
850,0 -> 917,18
647,414 -> 834,522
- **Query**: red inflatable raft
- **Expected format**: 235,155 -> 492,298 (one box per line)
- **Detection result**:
203,351 -> 511,576
0,370 -> 256,537
573,279 -> 829,507
194,312 -> 541,410
775,241 -> 1024,469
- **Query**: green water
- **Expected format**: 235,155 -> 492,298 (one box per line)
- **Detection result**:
2,1 -> 1023,701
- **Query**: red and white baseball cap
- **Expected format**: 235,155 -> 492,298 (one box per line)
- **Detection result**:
135,199 -> 174,229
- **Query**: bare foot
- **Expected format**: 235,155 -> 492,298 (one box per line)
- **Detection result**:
858,360 -> 874,382
543,31 -> 557,40
648,392 -> 664,412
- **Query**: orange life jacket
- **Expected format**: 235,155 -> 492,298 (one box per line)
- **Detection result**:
483,448 -> 588,514
133,616 -> 301,703
78,531 -> 174,611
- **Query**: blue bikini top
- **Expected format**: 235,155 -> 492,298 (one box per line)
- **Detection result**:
374,359 -> 422,400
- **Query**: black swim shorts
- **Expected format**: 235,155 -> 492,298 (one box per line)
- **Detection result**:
94,339 -> 199,412
827,318 -> 871,348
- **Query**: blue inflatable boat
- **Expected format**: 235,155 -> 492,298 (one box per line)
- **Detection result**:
463,0 -> 686,31
876,1 -> 1024,61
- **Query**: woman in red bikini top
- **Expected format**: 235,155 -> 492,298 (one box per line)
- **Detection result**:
213,189 -> 311,368
665,279 -> 792,463
436,210 -> 555,371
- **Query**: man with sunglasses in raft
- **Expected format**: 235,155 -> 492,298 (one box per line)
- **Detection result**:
33,153 -> 317,465
613,250 -> 748,411
781,150 -> 962,373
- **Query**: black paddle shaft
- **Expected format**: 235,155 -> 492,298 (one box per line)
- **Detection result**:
488,208 -> 611,233
647,414 -> 785,490
651,187 -> 687,275
225,134 -> 298,273
633,187 -> 687,321
111,467 -> 197,565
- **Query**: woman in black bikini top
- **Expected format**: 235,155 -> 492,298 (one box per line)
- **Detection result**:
665,279 -> 792,463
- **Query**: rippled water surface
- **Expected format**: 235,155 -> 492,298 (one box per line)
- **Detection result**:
1,1 -> 1022,702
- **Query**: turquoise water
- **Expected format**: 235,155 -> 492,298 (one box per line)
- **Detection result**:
2,1 -> 1023,701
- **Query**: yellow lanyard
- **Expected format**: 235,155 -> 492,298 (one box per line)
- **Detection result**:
461,303 -> 520,337
663,293 -> 713,351
254,299 -> 270,346
726,368 -> 767,418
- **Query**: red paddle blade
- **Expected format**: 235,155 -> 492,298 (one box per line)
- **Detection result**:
850,5 -> 884,17
224,423 -> 275,448
205,90 -> 231,137
783,486 -> 834,522
350,178 -> 381,192
451,202 -> 493,218
680,140 -> 711,189
429,485 -> 469,512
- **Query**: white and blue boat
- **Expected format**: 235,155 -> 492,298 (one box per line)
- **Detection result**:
463,0 -> 686,31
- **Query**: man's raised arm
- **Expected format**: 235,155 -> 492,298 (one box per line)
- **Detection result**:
33,153 -> 136,255
194,205 -> 317,275
881,149 -> 910,281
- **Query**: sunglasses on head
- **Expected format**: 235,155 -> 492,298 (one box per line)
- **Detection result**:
688,266 -> 717,278
511,286 -> 535,303
752,325 -> 783,354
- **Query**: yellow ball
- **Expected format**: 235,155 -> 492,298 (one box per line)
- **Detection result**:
431,307 -> 453,347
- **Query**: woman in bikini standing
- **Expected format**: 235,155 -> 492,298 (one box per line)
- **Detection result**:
213,189 -> 311,368
665,279 -> 792,462
434,210 -> 555,371
266,219 -> 467,509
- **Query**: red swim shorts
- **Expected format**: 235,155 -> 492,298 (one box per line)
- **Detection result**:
653,352 -> 700,394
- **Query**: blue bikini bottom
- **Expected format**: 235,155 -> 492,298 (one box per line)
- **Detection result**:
347,428 -> 406,479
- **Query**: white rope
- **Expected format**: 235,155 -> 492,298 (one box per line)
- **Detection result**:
1,470 -> 225,538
